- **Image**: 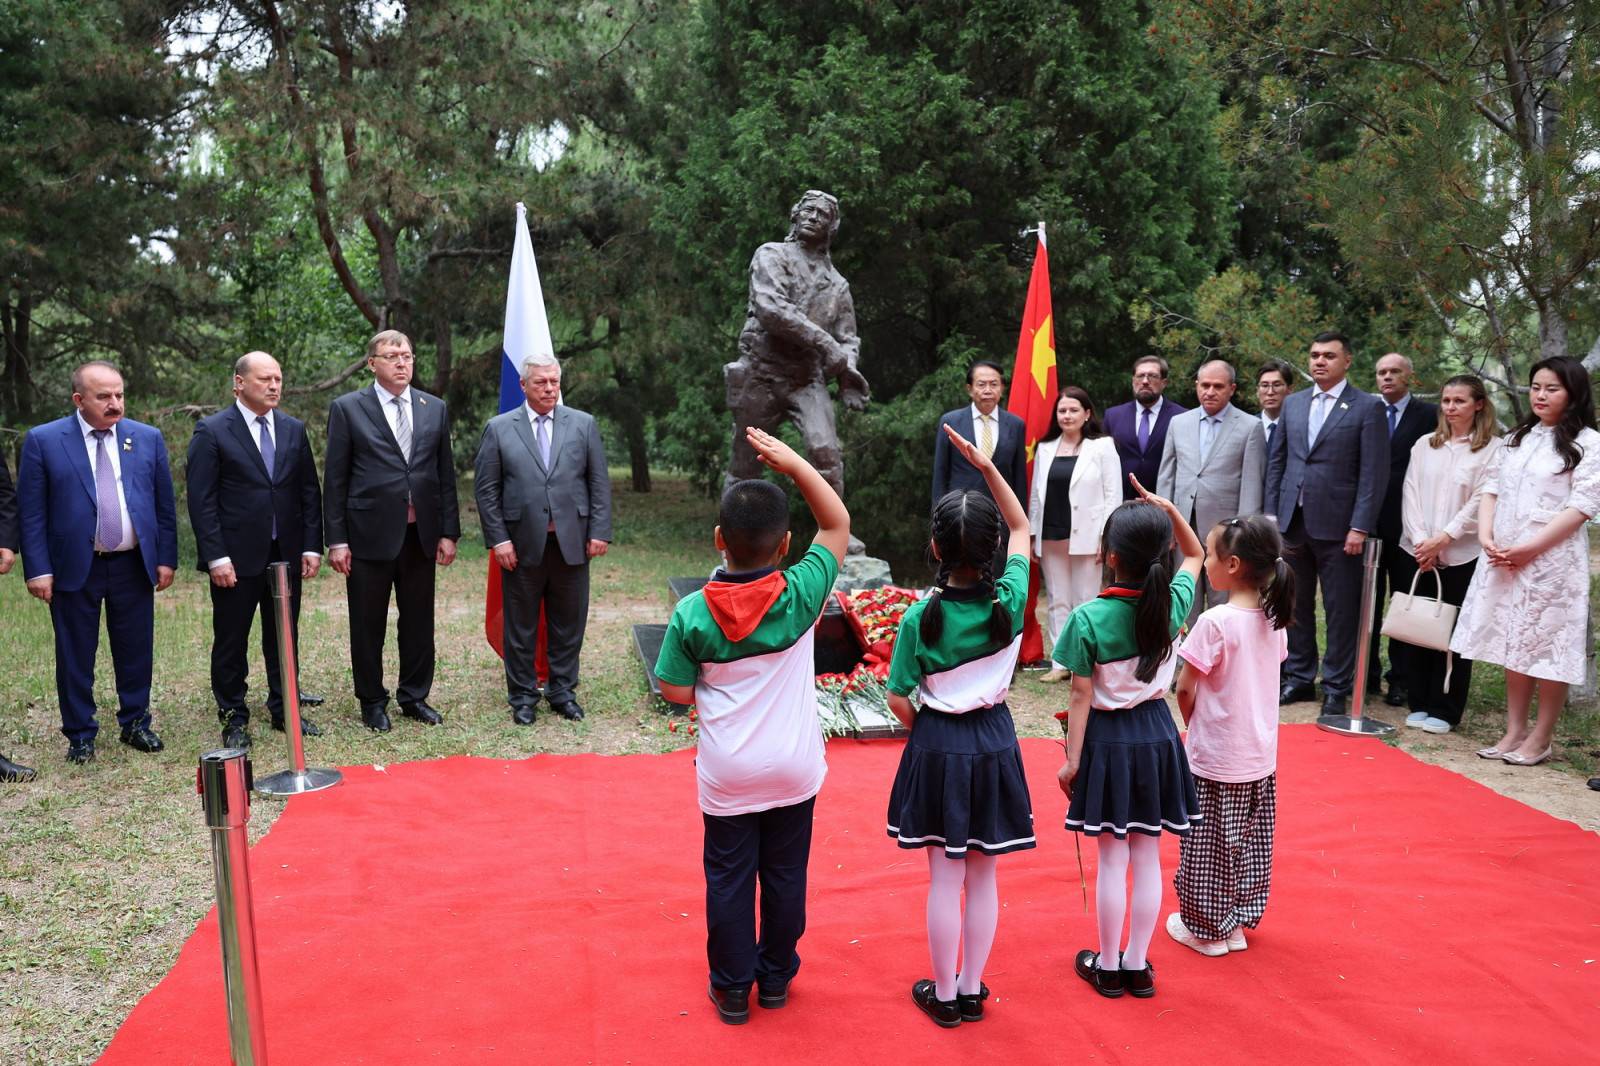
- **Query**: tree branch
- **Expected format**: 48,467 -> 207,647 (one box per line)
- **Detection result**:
284,354 -> 370,395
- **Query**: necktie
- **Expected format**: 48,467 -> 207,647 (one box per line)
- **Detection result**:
92,430 -> 122,551
979,414 -> 994,457
1199,416 -> 1215,464
1137,406 -> 1152,452
537,414 -> 551,468
1309,393 -> 1329,446
392,395 -> 412,462
1265,421 -> 1276,450
1387,404 -> 1398,438
257,415 -> 278,539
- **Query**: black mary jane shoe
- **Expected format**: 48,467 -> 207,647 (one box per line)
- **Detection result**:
707,983 -> 749,1025
911,979 -> 962,1028
1120,960 -> 1156,998
957,982 -> 990,1021
1074,949 -> 1124,998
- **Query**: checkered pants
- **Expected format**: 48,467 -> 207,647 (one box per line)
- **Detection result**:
1173,774 -> 1277,939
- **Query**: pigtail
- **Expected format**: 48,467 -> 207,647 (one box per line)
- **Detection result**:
977,553 -> 1012,645
920,561 -> 951,644
1133,557 -> 1173,683
1260,554 -> 1296,631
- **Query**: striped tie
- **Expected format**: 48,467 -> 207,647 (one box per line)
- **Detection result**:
392,396 -> 412,462
979,415 -> 994,457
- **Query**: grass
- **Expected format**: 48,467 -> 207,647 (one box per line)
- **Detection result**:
1,471 -> 1596,1063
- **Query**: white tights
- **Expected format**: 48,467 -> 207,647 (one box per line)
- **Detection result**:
1094,834 -> 1162,971
926,850 -> 999,1001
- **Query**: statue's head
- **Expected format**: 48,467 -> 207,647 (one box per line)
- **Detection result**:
787,190 -> 840,246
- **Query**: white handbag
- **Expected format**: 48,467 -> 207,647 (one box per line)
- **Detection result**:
1380,569 -> 1459,691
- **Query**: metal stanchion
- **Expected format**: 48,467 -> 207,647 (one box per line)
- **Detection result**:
255,561 -> 342,796
1317,536 -> 1396,737
199,748 -> 269,1066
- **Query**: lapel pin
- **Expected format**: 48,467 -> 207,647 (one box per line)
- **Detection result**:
418,396 -> 427,406
1339,402 -> 1348,410
123,436 -> 133,452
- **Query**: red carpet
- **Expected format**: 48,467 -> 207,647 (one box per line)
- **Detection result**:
99,728 -> 1597,1064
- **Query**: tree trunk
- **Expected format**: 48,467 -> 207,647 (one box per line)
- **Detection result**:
1537,301 -> 1569,364
0,287 -> 36,422
431,315 -> 453,398
625,413 -> 650,493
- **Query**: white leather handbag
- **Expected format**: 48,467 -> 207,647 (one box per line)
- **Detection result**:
1381,569 -> 1458,691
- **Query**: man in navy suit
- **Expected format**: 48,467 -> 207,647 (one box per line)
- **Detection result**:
1264,332 -> 1390,715
1,451 -> 37,782
1369,353 -> 1437,706
1103,356 -> 1187,499
19,361 -> 177,764
186,352 -> 324,749
931,360 -> 1027,509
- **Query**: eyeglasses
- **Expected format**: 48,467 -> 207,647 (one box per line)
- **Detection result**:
1133,372 -> 1164,382
373,352 -> 414,363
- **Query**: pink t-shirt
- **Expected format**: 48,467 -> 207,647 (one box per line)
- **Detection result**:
1177,604 -> 1288,783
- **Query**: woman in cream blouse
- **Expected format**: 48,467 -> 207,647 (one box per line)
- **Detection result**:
1028,386 -> 1121,682
1396,375 -> 1500,734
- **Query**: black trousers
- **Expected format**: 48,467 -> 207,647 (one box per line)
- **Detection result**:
1367,538 -> 1413,689
210,542 -> 300,726
501,539 -> 589,708
1390,552 -> 1477,726
347,523 -> 435,710
1282,511 -> 1364,698
703,796 -> 816,993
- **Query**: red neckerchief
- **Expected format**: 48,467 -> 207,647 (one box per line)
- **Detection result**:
701,571 -> 788,642
1097,585 -> 1142,600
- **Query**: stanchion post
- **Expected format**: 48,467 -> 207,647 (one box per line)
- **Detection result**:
1317,536 -> 1396,737
254,562 -> 342,796
199,748 -> 269,1066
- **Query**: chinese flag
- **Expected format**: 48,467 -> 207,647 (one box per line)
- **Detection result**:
1006,224 -> 1058,665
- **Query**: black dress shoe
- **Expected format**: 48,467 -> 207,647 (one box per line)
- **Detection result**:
0,754 -> 38,783
298,691 -> 326,706
66,738 -> 96,764
400,701 -> 444,725
1320,693 -> 1349,716
222,723 -> 251,750
511,705 -> 538,726
708,983 -> 750,1025
757,981 -> 790,1009
361,704 -> 392,733
271,714 -> 323,736
1074,949 -> 1123,998
1384,685 -> 1409,707
1278,682 -> 1316,705
551,700 -> 585,722
911,979 -> 962,1028
119,725 -> 165,753
1588,777 -> 1600,791
956,982 -> 990,1021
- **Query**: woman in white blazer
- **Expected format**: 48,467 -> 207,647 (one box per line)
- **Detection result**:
1029,385 -> 1121,681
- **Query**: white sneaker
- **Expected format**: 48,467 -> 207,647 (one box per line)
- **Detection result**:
1165,912 -> 1228,956
1420,717 -> 1453,734
1404,711 -> 1429,727
1225,927 -> 1247,951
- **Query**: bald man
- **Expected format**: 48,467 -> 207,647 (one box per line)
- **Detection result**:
1369,352 -> 1436,706
186,352 -> 324,749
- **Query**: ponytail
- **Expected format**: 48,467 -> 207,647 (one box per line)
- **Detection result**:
1260,553 -> 1297,631
1132,557 -> 1174,683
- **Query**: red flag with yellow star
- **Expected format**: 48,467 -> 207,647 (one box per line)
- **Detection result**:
1007,224 -> 1057,664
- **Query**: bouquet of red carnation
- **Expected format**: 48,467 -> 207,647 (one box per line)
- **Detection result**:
838,586 -> 922,649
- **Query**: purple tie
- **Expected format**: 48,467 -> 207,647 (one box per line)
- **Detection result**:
1137,406 -> 1152,452
93,430 -> 123,551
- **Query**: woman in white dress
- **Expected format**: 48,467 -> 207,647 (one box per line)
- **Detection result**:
1029,386 -> 1121,682
1396,375 -> 1500,734
1450,357 -> 1600,766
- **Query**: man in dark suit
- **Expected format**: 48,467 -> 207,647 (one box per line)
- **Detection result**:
186,352 -> 324,749
1103,355 -> 1187,499
1368,352 -> 1437,706
930,360 -> 1027,509
1,450 -> 37,782
19,361 -> 177,763
1264,331 -> 1390,715
475,355 -> 613,724
325,330 -> 460,732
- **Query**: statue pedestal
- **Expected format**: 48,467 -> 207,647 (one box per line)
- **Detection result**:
833,552 -> 893,593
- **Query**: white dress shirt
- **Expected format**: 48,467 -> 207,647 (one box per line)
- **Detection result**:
1400,435 -> 1500,568
78,410 -> 136,552
209,402 -> 319,570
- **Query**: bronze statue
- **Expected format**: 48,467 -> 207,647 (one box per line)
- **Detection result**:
725,191 -> 869,501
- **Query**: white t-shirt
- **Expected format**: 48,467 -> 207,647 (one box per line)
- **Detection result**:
1177,603 -> 1288,782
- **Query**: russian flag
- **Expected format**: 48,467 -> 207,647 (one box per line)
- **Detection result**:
485,202 -> 554,675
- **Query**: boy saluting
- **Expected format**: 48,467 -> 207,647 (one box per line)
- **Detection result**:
655,426 -> 850,1026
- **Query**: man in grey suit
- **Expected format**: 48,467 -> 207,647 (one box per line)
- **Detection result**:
325,330 -> 461,733
475,354 -> 612,724
1264,331 -> 1390,715
1157,358 -> 1265,616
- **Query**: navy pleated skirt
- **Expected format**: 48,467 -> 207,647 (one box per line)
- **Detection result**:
1065,698 -> 1201,839
886,702 -> 1036,858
